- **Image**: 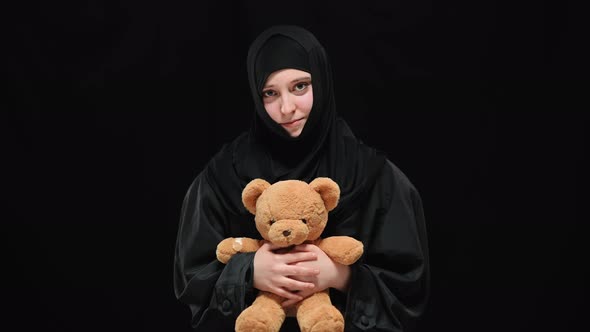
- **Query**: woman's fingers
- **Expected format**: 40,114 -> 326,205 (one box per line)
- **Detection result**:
265,276 -> 314,301
272,287 -> 303,301
291,244 -> 318,252
282,298 -> 298,308
282,265 -> 320,276
259,242 -> 279,251
282,251 -> 317,264
255,242 -> 320,300
281,277 -> 315,292
281,288 -> 314,308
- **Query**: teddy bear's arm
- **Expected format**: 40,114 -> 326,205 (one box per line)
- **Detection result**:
216,237 -> 262,264
316,236 -> 364,266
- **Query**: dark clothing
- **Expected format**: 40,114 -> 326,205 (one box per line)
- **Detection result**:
174,25 -> 429,332
174,159 -> 429,331
211,25 -> 388,218
204,118 -> 387,221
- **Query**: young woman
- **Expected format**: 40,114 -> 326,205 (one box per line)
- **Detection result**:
174,25 -> 429,331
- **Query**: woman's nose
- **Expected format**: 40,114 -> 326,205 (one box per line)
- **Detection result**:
280,95 -> 296,114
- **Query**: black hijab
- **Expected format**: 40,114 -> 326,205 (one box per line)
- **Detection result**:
206,25 -> 385,225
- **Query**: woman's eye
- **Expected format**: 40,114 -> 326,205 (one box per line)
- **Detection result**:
262,90 -> 276,98
294,82 -> 309,91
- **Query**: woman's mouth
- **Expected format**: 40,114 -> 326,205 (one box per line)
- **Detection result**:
281,118 -> 303,127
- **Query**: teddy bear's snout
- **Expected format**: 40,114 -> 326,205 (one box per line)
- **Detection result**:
268,219 -> 309,246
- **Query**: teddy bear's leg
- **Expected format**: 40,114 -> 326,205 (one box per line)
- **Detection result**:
235,291 -> 286,332
295,290 -> 344,332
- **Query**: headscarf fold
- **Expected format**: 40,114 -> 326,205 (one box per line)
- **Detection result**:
206,25 -> 385,227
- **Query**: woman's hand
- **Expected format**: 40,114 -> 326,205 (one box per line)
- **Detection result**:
281,244 -> 351,308
253,242 -> 320,302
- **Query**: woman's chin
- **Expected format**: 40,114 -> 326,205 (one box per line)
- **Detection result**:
285,127 -> 304,138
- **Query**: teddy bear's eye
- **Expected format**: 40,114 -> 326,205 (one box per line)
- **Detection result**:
269,219 -> 275,225
301,219 -> 307,224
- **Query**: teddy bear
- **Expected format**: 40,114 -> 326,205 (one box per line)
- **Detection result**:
216,177 -> 364,332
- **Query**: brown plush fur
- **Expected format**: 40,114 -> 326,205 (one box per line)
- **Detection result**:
216,178 -> 364,332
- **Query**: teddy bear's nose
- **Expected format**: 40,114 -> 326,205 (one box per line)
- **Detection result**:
282,230 -> 291,237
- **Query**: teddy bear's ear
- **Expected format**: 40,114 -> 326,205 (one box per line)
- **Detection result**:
242,179 -> 271,215
309,177 -> 340,212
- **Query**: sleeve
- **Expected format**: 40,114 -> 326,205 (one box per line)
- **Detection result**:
173,173 -> 256,330
343,161 -> 430,331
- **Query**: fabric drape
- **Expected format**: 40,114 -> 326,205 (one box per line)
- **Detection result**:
173,25 -> 429,331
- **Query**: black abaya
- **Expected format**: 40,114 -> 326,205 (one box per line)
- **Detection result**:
173,25 -> 429,331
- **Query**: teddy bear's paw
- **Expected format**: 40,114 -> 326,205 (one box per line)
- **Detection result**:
300,305 -> 344,332
235,306 -> 283,332
216,238 -> 239,264
235,319 -> 273,332
310,319 -> 344,332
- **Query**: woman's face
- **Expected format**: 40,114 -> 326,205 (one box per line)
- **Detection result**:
261,68 -> 313,138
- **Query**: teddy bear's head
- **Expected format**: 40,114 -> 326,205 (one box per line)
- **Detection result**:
242,178 -> 340,247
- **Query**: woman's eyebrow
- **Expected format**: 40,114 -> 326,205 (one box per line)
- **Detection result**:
264,77 -> 311,89
290,76 -> 311,83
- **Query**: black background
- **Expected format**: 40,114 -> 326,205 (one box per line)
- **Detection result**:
8,1 -> 588,331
